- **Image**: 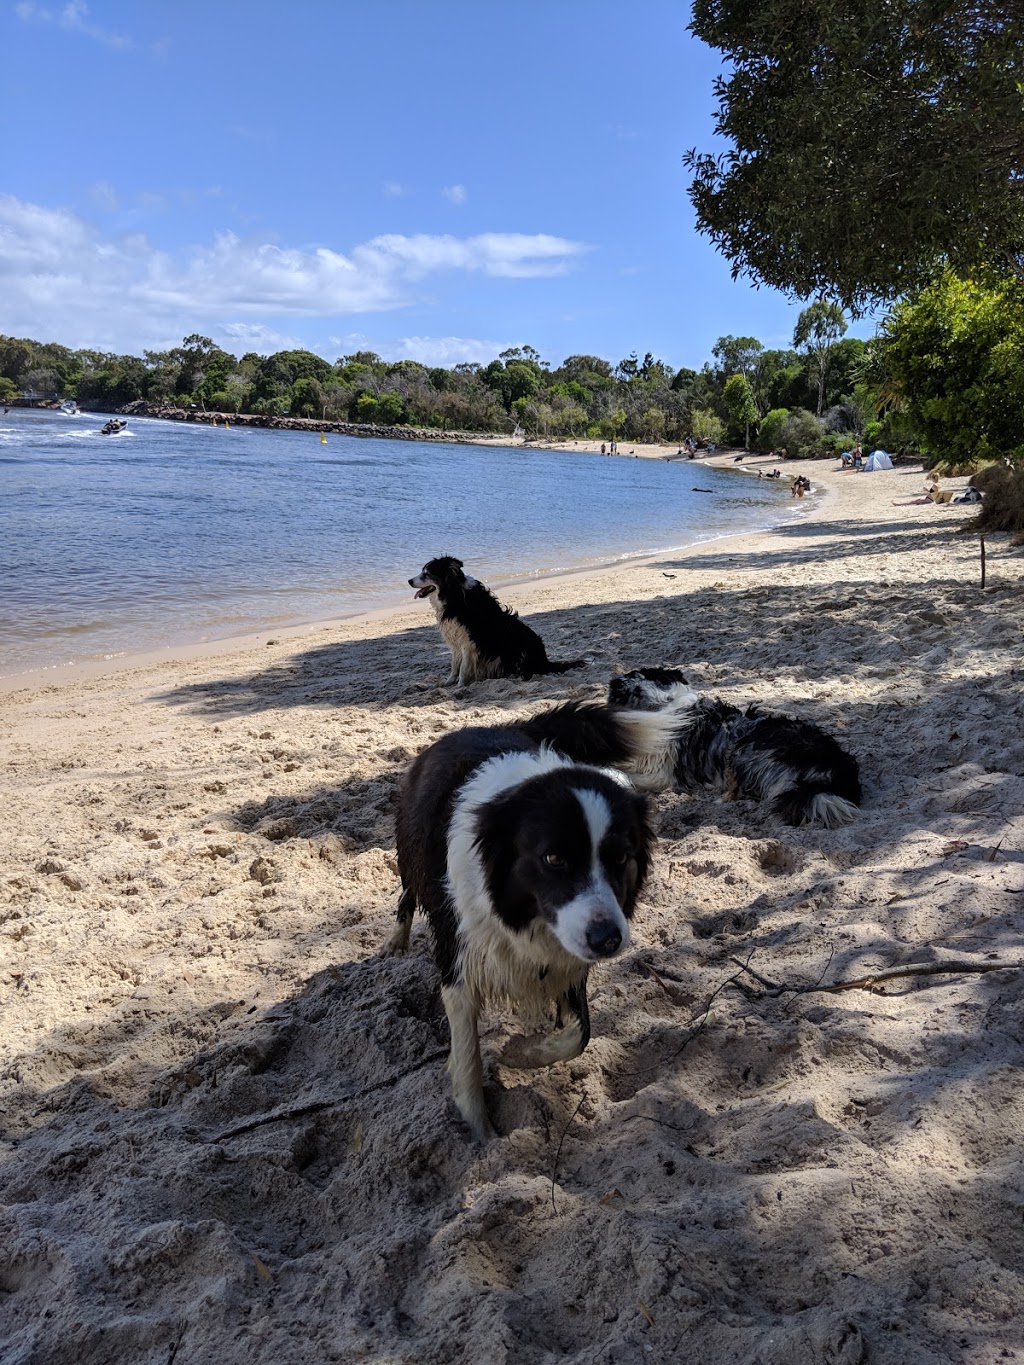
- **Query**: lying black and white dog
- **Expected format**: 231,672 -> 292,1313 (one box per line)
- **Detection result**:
606,666 -> 862,828
409,555 -> 584,686
391,717 -> 652,1140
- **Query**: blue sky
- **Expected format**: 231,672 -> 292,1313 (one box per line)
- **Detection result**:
2,0 -> 874,370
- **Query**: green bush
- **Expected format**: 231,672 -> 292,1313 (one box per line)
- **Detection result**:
252,396 -> 289,417
756,408 -> 790,451
690,408 -> 725,445
354,393 -> 379,423
376,391 -> 406,425
779,408 -> 826,457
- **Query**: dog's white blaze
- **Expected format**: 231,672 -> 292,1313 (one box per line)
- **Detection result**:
573,785 -> 613,850
550,787 -> 629,961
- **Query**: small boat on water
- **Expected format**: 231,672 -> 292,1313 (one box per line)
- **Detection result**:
100,418 -> 128,435
60,400 -> 80,415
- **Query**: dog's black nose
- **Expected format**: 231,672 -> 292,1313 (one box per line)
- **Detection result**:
586,919 -> 622,957
408,578 -> 416,588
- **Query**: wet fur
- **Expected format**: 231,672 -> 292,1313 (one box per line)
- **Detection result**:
392,723 -> 651,1140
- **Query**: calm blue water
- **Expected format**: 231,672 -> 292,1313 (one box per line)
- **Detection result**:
0,409 -> 796,678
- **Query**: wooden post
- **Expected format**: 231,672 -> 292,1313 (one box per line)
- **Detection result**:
980,535 -> 987,589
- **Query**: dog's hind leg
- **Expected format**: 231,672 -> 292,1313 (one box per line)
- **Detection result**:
500,980 -> 591,1069
386,886 -> 416,953
442,983 -> 495,1141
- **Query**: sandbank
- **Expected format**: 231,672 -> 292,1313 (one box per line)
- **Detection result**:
2,455 -> 1023,1363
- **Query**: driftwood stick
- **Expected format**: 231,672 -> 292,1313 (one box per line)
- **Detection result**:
213,1047 -> 448,1141
980,534 -> 987,589
730,958 -> 1022,1001
616,954 -> 754,1079
729,958 -> 782,992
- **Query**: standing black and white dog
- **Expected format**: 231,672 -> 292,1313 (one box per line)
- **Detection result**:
409,555 -> 584,686
391,720 -> 652,1140
606,667 -> 862,827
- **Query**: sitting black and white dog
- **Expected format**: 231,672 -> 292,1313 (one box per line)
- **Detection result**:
391,718 -> 652,1141
606,666 -> 862,828
409,555 -> 584,686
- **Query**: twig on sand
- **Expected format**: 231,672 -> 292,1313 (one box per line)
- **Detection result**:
616,954 -> 756,1080
551,1094 -> 587,1212
213,1047 -> 448,1141
728,956 -> 1024,1000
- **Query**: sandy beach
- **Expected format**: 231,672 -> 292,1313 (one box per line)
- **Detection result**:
2,453 -> 1023,1364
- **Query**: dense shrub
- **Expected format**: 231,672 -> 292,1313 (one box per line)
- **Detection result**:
966,463 -> 1024,543
755,408 -> 789,452
690,408 -> 725,445
774,408 -> 826,458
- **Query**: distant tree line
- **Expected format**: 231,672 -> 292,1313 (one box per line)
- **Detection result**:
0,313 -> 887,455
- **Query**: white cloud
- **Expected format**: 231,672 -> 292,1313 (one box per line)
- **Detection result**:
382,181 -> 405,198
441,184 -> 467,206
219,322 -> 303,352
16,0 -> 130,48
393,335 -> 508,365
0,194 -> 589,353
327,334 -> 511,366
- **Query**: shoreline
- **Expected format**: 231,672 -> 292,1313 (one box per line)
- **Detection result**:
3,453 -> 1023,1362
0,446 -> 795,695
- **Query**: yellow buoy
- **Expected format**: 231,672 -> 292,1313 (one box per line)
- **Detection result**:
212,418 -> 218,427
320,432 -> 327,444
224,420 -> 230,429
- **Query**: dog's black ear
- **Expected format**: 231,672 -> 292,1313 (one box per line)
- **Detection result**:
453,558 -> 464,569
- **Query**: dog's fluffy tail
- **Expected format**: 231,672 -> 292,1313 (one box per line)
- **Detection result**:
518,702 -> 679,791
518,701 -> 633,764
772,784 -> 860,829
542,658 -> 587,674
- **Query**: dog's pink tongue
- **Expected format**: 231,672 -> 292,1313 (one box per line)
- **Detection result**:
415,587 -> 432,598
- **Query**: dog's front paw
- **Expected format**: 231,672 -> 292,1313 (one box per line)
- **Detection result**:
499,1032 -> 550,1070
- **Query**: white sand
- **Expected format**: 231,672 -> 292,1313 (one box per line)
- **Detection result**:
2,455 -> 1023,1364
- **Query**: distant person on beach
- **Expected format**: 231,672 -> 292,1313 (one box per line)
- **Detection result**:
600,442 -> 607,455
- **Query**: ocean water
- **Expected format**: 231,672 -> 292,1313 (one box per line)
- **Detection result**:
0,409 -> 798,678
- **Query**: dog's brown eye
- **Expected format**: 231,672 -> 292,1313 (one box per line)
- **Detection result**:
544,853 -> 566,869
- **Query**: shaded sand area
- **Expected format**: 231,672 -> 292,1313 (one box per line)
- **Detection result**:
2,456 -> 1023,1364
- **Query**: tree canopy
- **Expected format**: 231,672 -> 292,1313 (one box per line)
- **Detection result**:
685,0 -> 1024,310
871,268 -> 1024,466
